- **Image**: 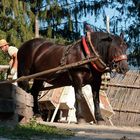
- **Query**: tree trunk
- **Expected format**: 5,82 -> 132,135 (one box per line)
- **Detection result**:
35,13 -> 39,38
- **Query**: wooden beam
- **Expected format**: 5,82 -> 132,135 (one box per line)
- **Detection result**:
102,82 -> 140,89
114,108 -> 140,114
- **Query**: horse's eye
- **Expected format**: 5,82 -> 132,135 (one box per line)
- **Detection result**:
114,64 -> 118,68
113,63 -> 117,68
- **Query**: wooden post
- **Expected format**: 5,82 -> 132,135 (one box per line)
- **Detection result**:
106,16 -> 110,33
35,13 -> 39,38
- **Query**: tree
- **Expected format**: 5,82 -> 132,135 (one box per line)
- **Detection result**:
0,0 -> 139,68
0,0 -> 34,47
0,0 -> 34,64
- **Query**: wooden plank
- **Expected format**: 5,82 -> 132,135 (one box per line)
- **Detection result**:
114,108 -> 140,114
112,111 -> 140,127
103,82 -> 140,89
99,91 -> 115,118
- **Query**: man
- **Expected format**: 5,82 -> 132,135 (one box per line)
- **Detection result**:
0,39 -> 18,81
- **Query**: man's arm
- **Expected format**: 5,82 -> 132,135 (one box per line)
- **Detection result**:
10,52 -> 18,75
11,52 -> 18,69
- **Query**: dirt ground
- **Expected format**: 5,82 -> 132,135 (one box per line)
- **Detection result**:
39,121 -> 140,140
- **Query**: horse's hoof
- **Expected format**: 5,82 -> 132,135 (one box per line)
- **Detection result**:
95,115 -> 104,121
97,120 -> 105,125
77,118 -> 87,124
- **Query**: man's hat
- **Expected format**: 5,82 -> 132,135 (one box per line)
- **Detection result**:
0,39 -> 8,47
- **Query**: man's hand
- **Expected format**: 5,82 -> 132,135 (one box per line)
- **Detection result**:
10,67 -> 17,75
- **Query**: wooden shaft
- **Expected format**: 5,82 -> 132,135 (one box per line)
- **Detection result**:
0,57 -> 99,84
102,82 -> 140,89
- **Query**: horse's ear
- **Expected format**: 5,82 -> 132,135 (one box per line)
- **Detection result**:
84,22 -> 93,32
120,32 -> 124,39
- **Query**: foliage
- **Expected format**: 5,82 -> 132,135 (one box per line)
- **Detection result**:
0,0 -> 139,68
0,0 -> 34,47
0,121 -> 74,139
30,0 -> 140,68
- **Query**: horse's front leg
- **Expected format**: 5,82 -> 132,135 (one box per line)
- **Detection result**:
91,78 -> 104,122
71,73 -> 86,123
18,80 -> 30,92
74,86 -> 86,123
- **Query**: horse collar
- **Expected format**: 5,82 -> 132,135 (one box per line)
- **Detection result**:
82,34 -> 107,73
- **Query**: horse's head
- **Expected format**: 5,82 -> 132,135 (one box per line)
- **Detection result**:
87,31 -> 129,74
107,33 -> 129,74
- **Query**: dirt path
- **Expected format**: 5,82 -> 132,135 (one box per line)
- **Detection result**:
39,121 -> 140,140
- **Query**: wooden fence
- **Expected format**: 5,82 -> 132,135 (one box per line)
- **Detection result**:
106,70 -> 140,127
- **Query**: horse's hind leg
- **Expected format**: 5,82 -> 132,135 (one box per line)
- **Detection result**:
18,79 -> 30,92
30,80 -> 43,115
17,63 -> 30,91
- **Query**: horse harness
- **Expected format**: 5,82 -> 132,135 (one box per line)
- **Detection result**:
82,32 -> 127,73
60,32 -> 107,73
108,38 -> 128,71
60,40 -> 81,66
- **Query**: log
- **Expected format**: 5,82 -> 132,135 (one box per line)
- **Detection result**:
0,83 -> 33,125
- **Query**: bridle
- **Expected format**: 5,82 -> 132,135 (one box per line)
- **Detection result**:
109,40 -> 128,71
85,32 -> 128,73
112,54 -> 127,63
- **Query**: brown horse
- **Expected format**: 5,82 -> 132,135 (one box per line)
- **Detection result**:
17,31 -> 129,123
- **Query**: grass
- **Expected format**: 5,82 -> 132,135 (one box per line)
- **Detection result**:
0,119 -> 74,140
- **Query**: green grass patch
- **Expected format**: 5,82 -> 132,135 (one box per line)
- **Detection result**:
0,120 -> 74,140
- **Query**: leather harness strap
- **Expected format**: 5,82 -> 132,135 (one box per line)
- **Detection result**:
112,54 -> 127,62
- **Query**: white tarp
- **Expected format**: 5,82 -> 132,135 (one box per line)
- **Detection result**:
39,84 -> 114,123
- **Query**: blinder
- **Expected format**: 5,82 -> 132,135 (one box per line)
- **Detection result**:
110,54 -> 127,70
112,54 -> 127,63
